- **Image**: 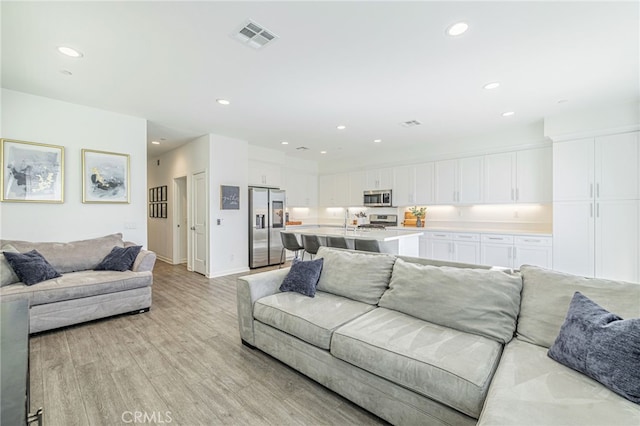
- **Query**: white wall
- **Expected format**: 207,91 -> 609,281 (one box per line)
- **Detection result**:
544,100 -> 640,140
209,134 -> 248,277
147,133 -> 249,277
147,134 -> 209,264
1,89 -> 148,245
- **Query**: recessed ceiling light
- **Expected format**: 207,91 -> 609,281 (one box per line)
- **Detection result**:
501,111 -> 515,117
483,82 -> 500,90
446,22 -> 469,37
281,141 -> 289,145
336,125 -> 346,130
374,139 -> 382,143
57,46 -> 83,58
216,99 -> 230,105
151,141 -> 160,145
320,151 -> 327,154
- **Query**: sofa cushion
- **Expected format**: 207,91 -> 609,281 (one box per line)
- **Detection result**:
95,245 -> 142,272
279,258 -> 323,297
1,244 -> 20,287
4,250 -> 62,285
2,233 -> 125,273
477,339 -> 640,426
254,290 -> 375,350
517,265 -> 640,348
331,307 -> 503,419
379,258 -> 522,344
315,246 -> 396,305
0,270 -> 152,306
548,292 -> 640,404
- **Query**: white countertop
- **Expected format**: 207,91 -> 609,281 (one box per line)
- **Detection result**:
288,226 -> 424,242
388,226 -> 552,237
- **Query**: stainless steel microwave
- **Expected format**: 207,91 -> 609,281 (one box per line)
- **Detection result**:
363,189 -> 392,207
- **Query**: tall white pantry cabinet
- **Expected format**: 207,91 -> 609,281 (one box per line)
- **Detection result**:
553,131 -> 639,283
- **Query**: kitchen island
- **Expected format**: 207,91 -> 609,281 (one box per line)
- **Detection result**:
289,226 -> 424,256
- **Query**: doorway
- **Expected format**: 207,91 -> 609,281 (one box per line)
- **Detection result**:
173,176 -> 188,264
191,171 -> 207,275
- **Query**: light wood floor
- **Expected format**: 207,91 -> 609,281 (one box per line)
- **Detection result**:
28,261 -> 386,426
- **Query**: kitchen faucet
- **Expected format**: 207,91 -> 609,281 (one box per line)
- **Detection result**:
344,209 -> 349,230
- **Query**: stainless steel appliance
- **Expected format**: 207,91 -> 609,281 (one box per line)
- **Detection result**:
249,187 -> 286,268
363,189 -> 392,207
360,213 -> 398,229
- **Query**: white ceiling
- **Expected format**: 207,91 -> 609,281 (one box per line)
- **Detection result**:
2,1 -> 638,162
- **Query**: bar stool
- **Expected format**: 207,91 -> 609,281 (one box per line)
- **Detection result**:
280,232 -> 304,268
354,239 -> 380,253
326,236 -> 348,249
301,235 -> 322,260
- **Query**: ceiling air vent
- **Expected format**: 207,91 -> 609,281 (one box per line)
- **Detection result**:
400,120 -> 422,128
232,20 -> 278,50
296,146 -> 310,151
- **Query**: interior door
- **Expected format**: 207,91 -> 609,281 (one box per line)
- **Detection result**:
191,171 -> 207,275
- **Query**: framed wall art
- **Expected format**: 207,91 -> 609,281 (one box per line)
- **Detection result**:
82,149 -> 130,203
1,138 -> 64,203
220,185 -> 240,210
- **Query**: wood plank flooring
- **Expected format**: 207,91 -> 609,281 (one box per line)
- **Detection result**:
29,261 -> 386,426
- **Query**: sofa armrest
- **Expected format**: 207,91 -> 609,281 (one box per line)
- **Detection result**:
236,268 -> 289,345
132,249 -> 157,272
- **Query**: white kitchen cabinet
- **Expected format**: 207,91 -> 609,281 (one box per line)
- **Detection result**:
393,162 -> 434,206
284,169 -> 318,207
554,132 -> 638,201
513,236 -> 553,269
553,131 -> 639,282
425,231 -> 480,263
554,200 -> 638,282
249,160 -> 282,187
435,156 -> 483,204
414,162 -> 435,204
484,147 -> 552,203
553,201 -> 594,277
319,173 -> 349,207
481,234 -> 552,269
348,171 -> 366,206
480,234 -> 514,268
365,168 -> 394,190
516,147 -> 552,203
393,165 -> 416,206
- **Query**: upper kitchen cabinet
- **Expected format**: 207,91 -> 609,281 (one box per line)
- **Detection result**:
365,167 -> 394,190
319,173 -> 349,207
249,160 -> 283,188
484,147 -> 552,204
435,156 -> 483,204
348,171 -> 366,206
554,132 -> 639,201
392,162 -> 435,206
284,168 -> 318,207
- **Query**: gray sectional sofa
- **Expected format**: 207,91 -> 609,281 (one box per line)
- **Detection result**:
1,233 -> 156,333
237,246 -> 640,426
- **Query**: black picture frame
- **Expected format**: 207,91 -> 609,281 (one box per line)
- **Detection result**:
220,185 -> 240,210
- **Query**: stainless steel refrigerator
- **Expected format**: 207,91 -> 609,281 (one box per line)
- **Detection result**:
249,187 -> 286,268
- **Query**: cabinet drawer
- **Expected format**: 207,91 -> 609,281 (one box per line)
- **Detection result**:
481,234 -> 514,244
515,236 -> 552,247
454,233 -> 480,242
426,232 -> 453,240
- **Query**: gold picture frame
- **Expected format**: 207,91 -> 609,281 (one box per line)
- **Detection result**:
82,149 -> 130,203
1,138 -> 64,203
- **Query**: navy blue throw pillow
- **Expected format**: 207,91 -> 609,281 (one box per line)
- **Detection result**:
95,246 -> 142,272
3,249 -> 61,285
279,258 -> 324,297
548,291 -> 640,404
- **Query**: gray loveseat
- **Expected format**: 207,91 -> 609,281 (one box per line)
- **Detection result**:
237,246 -> 640,426
1,233 -> 156,333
